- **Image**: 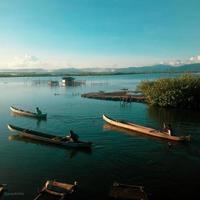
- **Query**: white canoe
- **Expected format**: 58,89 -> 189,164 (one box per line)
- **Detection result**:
103,115 -> 191,142
10,106 -> 47,119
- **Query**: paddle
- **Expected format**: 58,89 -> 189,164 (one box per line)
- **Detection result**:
33,193 -> 43,200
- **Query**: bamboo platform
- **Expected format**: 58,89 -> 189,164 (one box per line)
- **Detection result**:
81,91 -> 145,103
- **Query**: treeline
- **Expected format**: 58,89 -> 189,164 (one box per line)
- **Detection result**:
138,74 -> 200,109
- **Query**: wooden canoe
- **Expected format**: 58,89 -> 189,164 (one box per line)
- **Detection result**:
34,180 -> 77,200
0,185 -> 4,195
7,124 -> 92,149
10,106 -> 47,119
103,115 -> 191,142
109,182 -> 148,200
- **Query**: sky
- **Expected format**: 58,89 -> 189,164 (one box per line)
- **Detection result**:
0,0 -> 200,69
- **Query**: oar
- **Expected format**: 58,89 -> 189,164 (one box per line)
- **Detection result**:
33,188 -> 45,200
33,193 -> 43,200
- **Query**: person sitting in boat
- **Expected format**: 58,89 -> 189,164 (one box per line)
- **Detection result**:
69,130 -> 79,142
163,123 -> 172,136
36,107 -> 42,115
167,124 -> 173,136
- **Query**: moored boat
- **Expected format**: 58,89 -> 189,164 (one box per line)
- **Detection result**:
10,106 -> 47,119
103,115 -> 191,142
0,184 -> 4,195
7,124 -> 92,149
34,180 -> 77,200
109,182 -> 148,200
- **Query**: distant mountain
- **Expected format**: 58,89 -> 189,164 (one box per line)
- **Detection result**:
115,64 -> 172,73
80,67 -> 116,73
0,63 -> 200,76
114,63 -> 200,74
51,67 -> 117,74
52,68 -> 82,75
0,68 -> 48,73
176,63 -> 200,72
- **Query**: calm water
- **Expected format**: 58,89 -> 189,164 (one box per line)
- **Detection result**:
0,73 -> 200,200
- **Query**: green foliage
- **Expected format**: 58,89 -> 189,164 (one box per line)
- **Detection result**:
138,74 -> 200,109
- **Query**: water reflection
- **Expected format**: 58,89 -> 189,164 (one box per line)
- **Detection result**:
1,74 -> 200,200
148,106 -> 200,124
103,123 -> 138,137
10,113 -> 47,128
10,112 -> 47,121
8,135 -> 92,158
147,106 -> 200,137
147,106 -> 200,157
31,78 -> 86,88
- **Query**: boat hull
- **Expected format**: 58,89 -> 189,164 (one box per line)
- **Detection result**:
7,124 -> 92,148
109,182 -> 148,200
0,187 -> 4,194
34,180 -> 76,200
10,106 -> 47,119
103,115 -> 191,142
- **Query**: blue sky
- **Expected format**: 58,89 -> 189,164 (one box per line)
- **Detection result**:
0,0 -> 200,68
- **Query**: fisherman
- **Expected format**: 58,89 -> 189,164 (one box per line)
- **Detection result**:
36,107 -> 42,115
163,123 -> 172,136
167,124 -> 172,136
69,130 -> 79,142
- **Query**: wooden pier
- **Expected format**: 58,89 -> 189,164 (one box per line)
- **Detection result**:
81,91 -> 145,103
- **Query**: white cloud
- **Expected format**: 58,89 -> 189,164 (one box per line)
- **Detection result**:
160,54 -> 200,66
189,55 -> 200,62
8,54 -> 41,68
159,60 -> 184,66
3,53 -> 200,69
6,54 -> 69,69
5,54 -> 157,69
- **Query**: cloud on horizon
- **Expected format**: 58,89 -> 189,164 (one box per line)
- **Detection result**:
160,54 -> 200,66
2,53 -> 200,69
3,54 -> 141,69
5,54 -> 71,69
8,54 -> 41,68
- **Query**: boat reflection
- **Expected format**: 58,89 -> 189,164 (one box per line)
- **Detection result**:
10,112 -> 47,121
10,113 -> 46,128
103,123 -> 139,137
8,135 -> 92,158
